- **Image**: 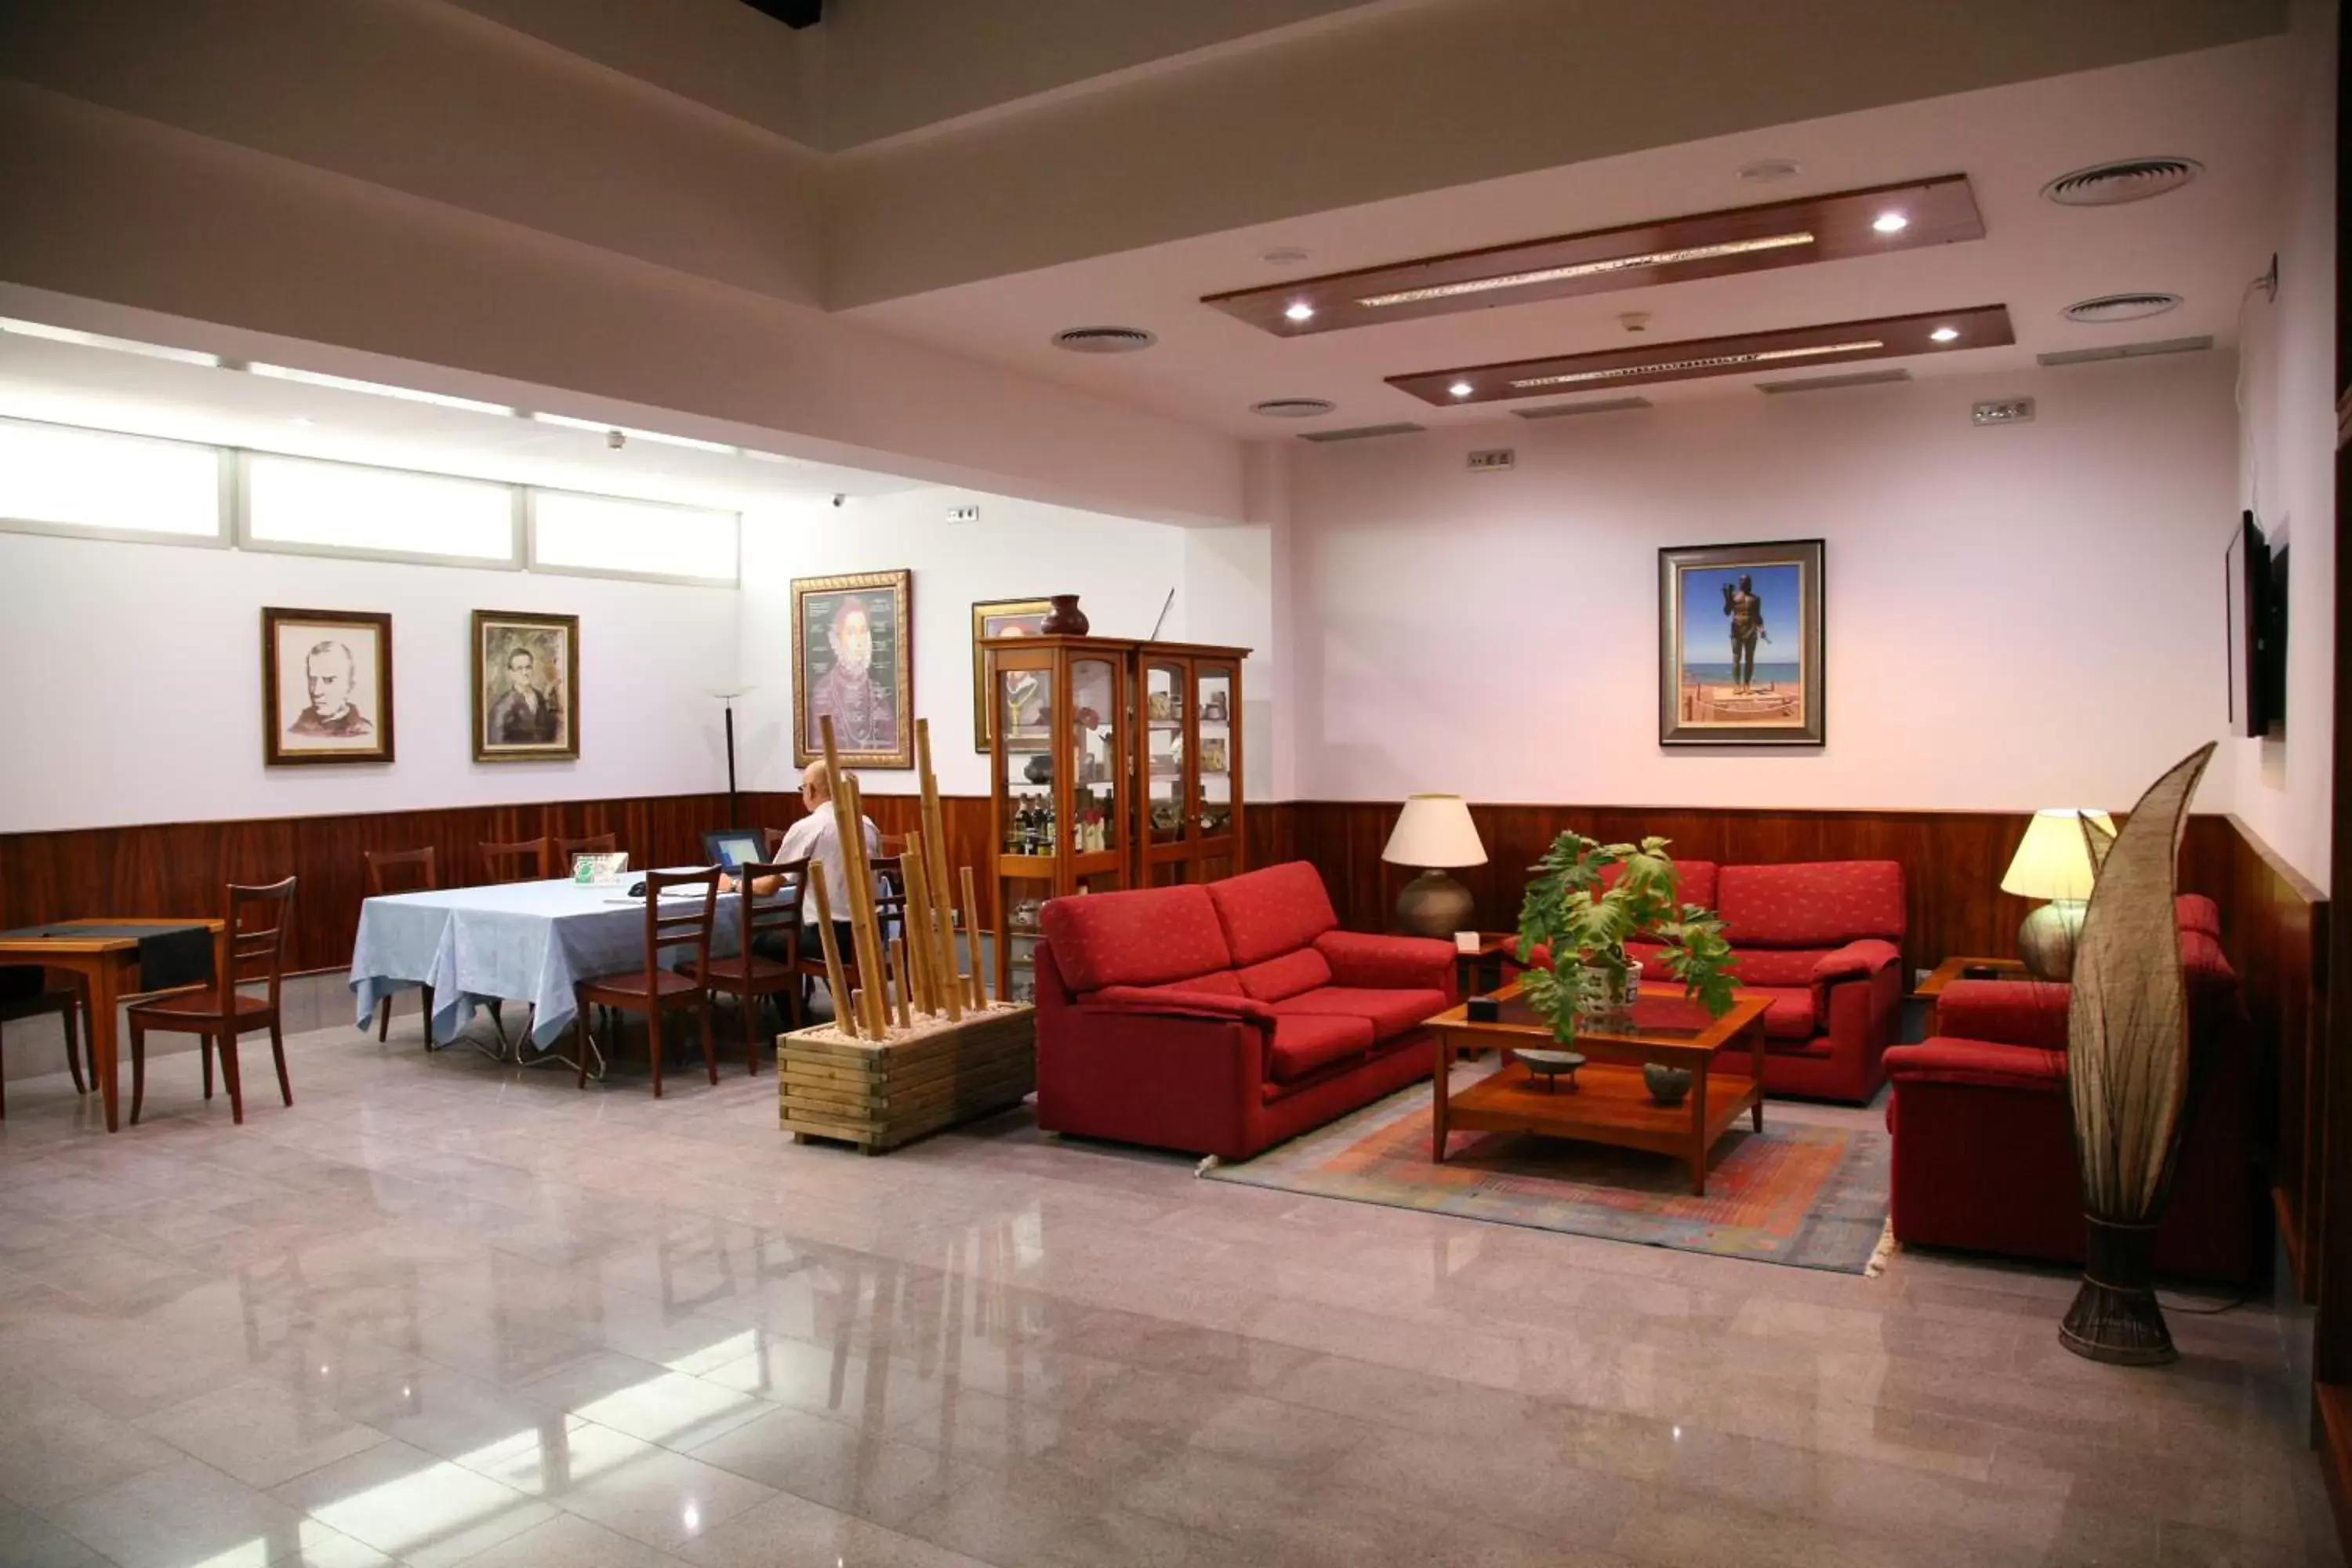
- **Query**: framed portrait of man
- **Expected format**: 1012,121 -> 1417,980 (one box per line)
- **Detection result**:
1658,539 -> 1825,747
472,610 -> 579,763
969,597 -> 1050,752
793,569 -> 913,768
262,607 -> 394,766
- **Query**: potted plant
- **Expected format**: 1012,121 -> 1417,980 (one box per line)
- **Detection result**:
1514,833 -> 1738,1094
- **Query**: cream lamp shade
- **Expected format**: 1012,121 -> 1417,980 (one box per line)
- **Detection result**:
1381,794 -> 1487,869
2000,808 -> 2117,902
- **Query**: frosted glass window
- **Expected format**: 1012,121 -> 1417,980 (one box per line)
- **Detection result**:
530,490 -> 737,583
0,419 -> 221,540
244,454 -> 516,561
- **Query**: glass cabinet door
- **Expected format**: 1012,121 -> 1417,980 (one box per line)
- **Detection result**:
1069,655 -> 1119,858
998,660 -> 1054,857
1141,658 -> 1185,855
1193,662 -> 1236,845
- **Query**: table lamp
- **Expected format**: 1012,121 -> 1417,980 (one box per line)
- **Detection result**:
2000,807 -> 2117,981
1381,794 -> 1487,938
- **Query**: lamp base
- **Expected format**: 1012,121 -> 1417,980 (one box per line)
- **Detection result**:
2017,899 -> 2087,981
1395,869 -> 1473,939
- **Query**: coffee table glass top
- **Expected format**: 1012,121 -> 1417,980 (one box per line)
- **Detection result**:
1438,980 -> 1765,1051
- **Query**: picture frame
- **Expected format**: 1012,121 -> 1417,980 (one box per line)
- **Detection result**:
1658,539 -> 1825,747
261,607 -> 394,766
793,570 -> 913,768
471,610 -> 579,763
971,597 -> 1051,752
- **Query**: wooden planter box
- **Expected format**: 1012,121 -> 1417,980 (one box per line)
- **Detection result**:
779,1002 -> 1037,1154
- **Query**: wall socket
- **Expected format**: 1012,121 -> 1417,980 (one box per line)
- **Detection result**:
946,504 -> 981,524
1466,448 -> 1515,472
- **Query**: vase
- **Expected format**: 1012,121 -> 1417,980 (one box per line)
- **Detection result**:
1023,752 -> 1053,785
1573,959 -> 1641,1030
1643,1063 -> 1693,1106
1040,594 -> 1090,634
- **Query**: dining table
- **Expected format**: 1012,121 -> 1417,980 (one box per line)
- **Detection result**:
348,876 -> 744,1067
0,918 -> 227,1133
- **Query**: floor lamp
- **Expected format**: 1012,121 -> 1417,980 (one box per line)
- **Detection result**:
707,685 -> 755,827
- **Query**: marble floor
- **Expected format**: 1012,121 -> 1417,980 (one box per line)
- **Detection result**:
0,985 -> 2338,1568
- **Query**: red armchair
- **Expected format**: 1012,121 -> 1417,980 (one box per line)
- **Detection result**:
1882,896 -> 2253,1279
1035,862 -> 1454,1160
1517,859 -> 1906,1103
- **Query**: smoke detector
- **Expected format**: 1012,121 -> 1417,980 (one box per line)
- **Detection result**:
1250,397 -> 1336,419
1619,311 -> 1653,334
2060,292 -> 2183,325
1051,326 -> 1158,354
2042,158 -> 2202,207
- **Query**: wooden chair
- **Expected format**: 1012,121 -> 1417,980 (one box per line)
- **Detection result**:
553,833 -> 618,877
683,858 -> 807,1075
871,855 -> 908,949
481,838 -> 551,884
125,877 -> 296,1126
574,867 -> 720,1098
0,969 -> 92,1119
362,848 -> 437,1043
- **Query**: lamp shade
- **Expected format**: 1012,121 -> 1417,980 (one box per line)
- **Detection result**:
1381,794 -> 1487,869
2000,808 -> 2118,901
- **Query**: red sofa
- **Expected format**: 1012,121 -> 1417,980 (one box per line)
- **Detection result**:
1881,895 -> 2253,1280
1033,862 -> 1454,1160
1518,858 -> 1906,1104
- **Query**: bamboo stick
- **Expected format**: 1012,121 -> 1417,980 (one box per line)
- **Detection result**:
819,717 -> 890,1040
886,938 -> 910,1029
901,838 -> 941,1016
809,876 -> 857,1039
905,834 -> 956,1024
960,864 -> 989,1004
915,721 -> 964,1022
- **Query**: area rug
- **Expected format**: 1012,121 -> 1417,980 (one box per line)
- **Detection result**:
1200,1076 -> 1892,1275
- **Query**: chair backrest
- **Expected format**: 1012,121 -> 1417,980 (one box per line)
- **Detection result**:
761,826 -> 792,858
735,858 -> 809,953
871,856 -> 908,922
481,838 -> 551,884
644,867 -> 720,977
364,847 -> 438,896
554,833 -> 618,873
229,877 -> 298,1001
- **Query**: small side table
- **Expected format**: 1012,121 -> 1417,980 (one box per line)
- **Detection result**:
1916,955 -> 2032,1035
1455,933 -> 1520,999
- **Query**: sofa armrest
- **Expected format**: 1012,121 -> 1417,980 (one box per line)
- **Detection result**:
1312,931 -> 1457,997
1812,938 -> 1902,985
1884,1038 -> 2067,1093
1934,980 -> 2071,1051
1084,985 -> 1278,1028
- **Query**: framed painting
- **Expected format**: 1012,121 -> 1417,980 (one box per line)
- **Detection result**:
1658,539 -> 1824,747
970,597 -> 1051,752
472,610 -> 579,763
793,569 -> 913,768
262,607 -> 394,766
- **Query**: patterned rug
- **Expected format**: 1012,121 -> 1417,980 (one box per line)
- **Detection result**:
1200,1074 -> 1892,1275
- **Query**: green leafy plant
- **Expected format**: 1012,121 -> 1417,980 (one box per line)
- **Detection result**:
1513,833 -> 1738,1046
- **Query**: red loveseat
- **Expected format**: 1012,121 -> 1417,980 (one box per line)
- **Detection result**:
1881,895 -> 2252,1280
1518,859 -> 1906,1104
1033,862 -> 1454,1160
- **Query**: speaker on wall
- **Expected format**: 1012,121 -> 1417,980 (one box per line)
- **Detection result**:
740,0 -> 822,25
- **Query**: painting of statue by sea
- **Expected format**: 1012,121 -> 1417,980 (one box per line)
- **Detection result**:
1658,539 -> 1825,747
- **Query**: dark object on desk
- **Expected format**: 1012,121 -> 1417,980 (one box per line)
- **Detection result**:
1644,1063 -> 1694,1107
1517,1047 -> 1584,1092
125,879 -> 297,1126
1465,995 -> 1501,1023
363,848 -> 438,1044
1962,964 -> 2009,981
0,923 -> 216,994
703,829 -> 767,870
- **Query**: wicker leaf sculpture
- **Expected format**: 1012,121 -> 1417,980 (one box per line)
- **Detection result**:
2059,741 -> 2215,1365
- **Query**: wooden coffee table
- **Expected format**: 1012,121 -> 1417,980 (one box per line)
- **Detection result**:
1427,982 -> 1771,1196
1915,955 -> 2033,1033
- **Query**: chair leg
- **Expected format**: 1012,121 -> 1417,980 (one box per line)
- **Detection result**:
742,987 -> 758,1076
129,1020 -> 147,1126
648,1003 -> 664,1099
60,1004 -> 85,1095
1,1019 -> 7,1120
201,1035 -> 214,1101
701,993 -> 718,1086
574,988 -> 591,1088
270,1018 -> 292,1108
218,1032 -> 246,1125
376,995 -> 392,1043
422,985 -> 436,1047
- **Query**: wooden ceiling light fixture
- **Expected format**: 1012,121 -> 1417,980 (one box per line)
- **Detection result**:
1203,175 -> 1984,336
1386,305 -> 2014,406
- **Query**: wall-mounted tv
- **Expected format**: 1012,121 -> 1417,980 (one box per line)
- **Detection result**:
2225,510 -> 2288,740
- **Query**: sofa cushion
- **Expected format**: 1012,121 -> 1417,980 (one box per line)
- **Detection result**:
1597,857 -> 1719,912
1717,861 -> 1904,948
1274,986 -> 1450,1044
1268,1012 -> 1374,1083
1745,985 -> 1817,1041
1726,948 -> 1834,988
1038,884 -> 1233,992
1138,969 -> 1244,999
1238,949 -> 1334,1002
1207,862 -> 1341,967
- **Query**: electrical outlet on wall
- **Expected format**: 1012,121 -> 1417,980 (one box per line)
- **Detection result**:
946,504 -> 981,524
1466,448 -> 1515,472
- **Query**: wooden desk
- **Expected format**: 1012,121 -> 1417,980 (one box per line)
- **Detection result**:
1915,955 -> 2032,1034
0,920 -> 225,1133
1426,981 -> 1770,1196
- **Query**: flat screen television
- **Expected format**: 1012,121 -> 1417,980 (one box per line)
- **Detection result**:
2225,510 -> 2288,739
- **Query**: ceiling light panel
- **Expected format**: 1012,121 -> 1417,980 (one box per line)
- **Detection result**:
1388,305 -> 2012,406
1203,174 -> 1984,336
249,363 -> 514,415
0,317 -> 224,368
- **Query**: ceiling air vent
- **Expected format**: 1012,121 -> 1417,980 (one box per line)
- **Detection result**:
2037,335 -> 2212,367
2060,292 -> 2182,324
1250,397 -> 1336,419
1757,368 -> 1912,394
2042,158 -> 2202,207
1051,326 -> 1157,354
1512,397 -> 1652,419
1298,422 -> 1423,442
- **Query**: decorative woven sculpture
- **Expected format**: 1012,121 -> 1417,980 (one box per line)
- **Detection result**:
2059,742 -> 2215,1365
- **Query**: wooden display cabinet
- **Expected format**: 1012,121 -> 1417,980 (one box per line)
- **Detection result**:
1134,644 -> 1247,888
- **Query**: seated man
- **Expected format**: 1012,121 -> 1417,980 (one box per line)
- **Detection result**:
719,761 -> 879,975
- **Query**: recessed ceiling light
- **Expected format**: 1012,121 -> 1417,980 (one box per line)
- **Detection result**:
1448,382 -> 1475,398
1737,159 -> 1802,183
1871,212 -> 1908,234
1261,248 -> 1312,266
1358,232 -> 1813,309
1283,302 -> 1316,323
1929,326 -> 1960,343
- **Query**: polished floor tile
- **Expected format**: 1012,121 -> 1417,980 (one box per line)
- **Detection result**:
0,1008 -> 2336,1567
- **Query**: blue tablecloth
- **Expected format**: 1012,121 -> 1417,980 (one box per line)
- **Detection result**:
350,877 -> 744,1049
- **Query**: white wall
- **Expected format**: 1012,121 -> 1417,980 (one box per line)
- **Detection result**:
0,532 -> 739,833
1285,354 -> 2241,815
2225,0 -> 2336,890
735,488 -> 1195,797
